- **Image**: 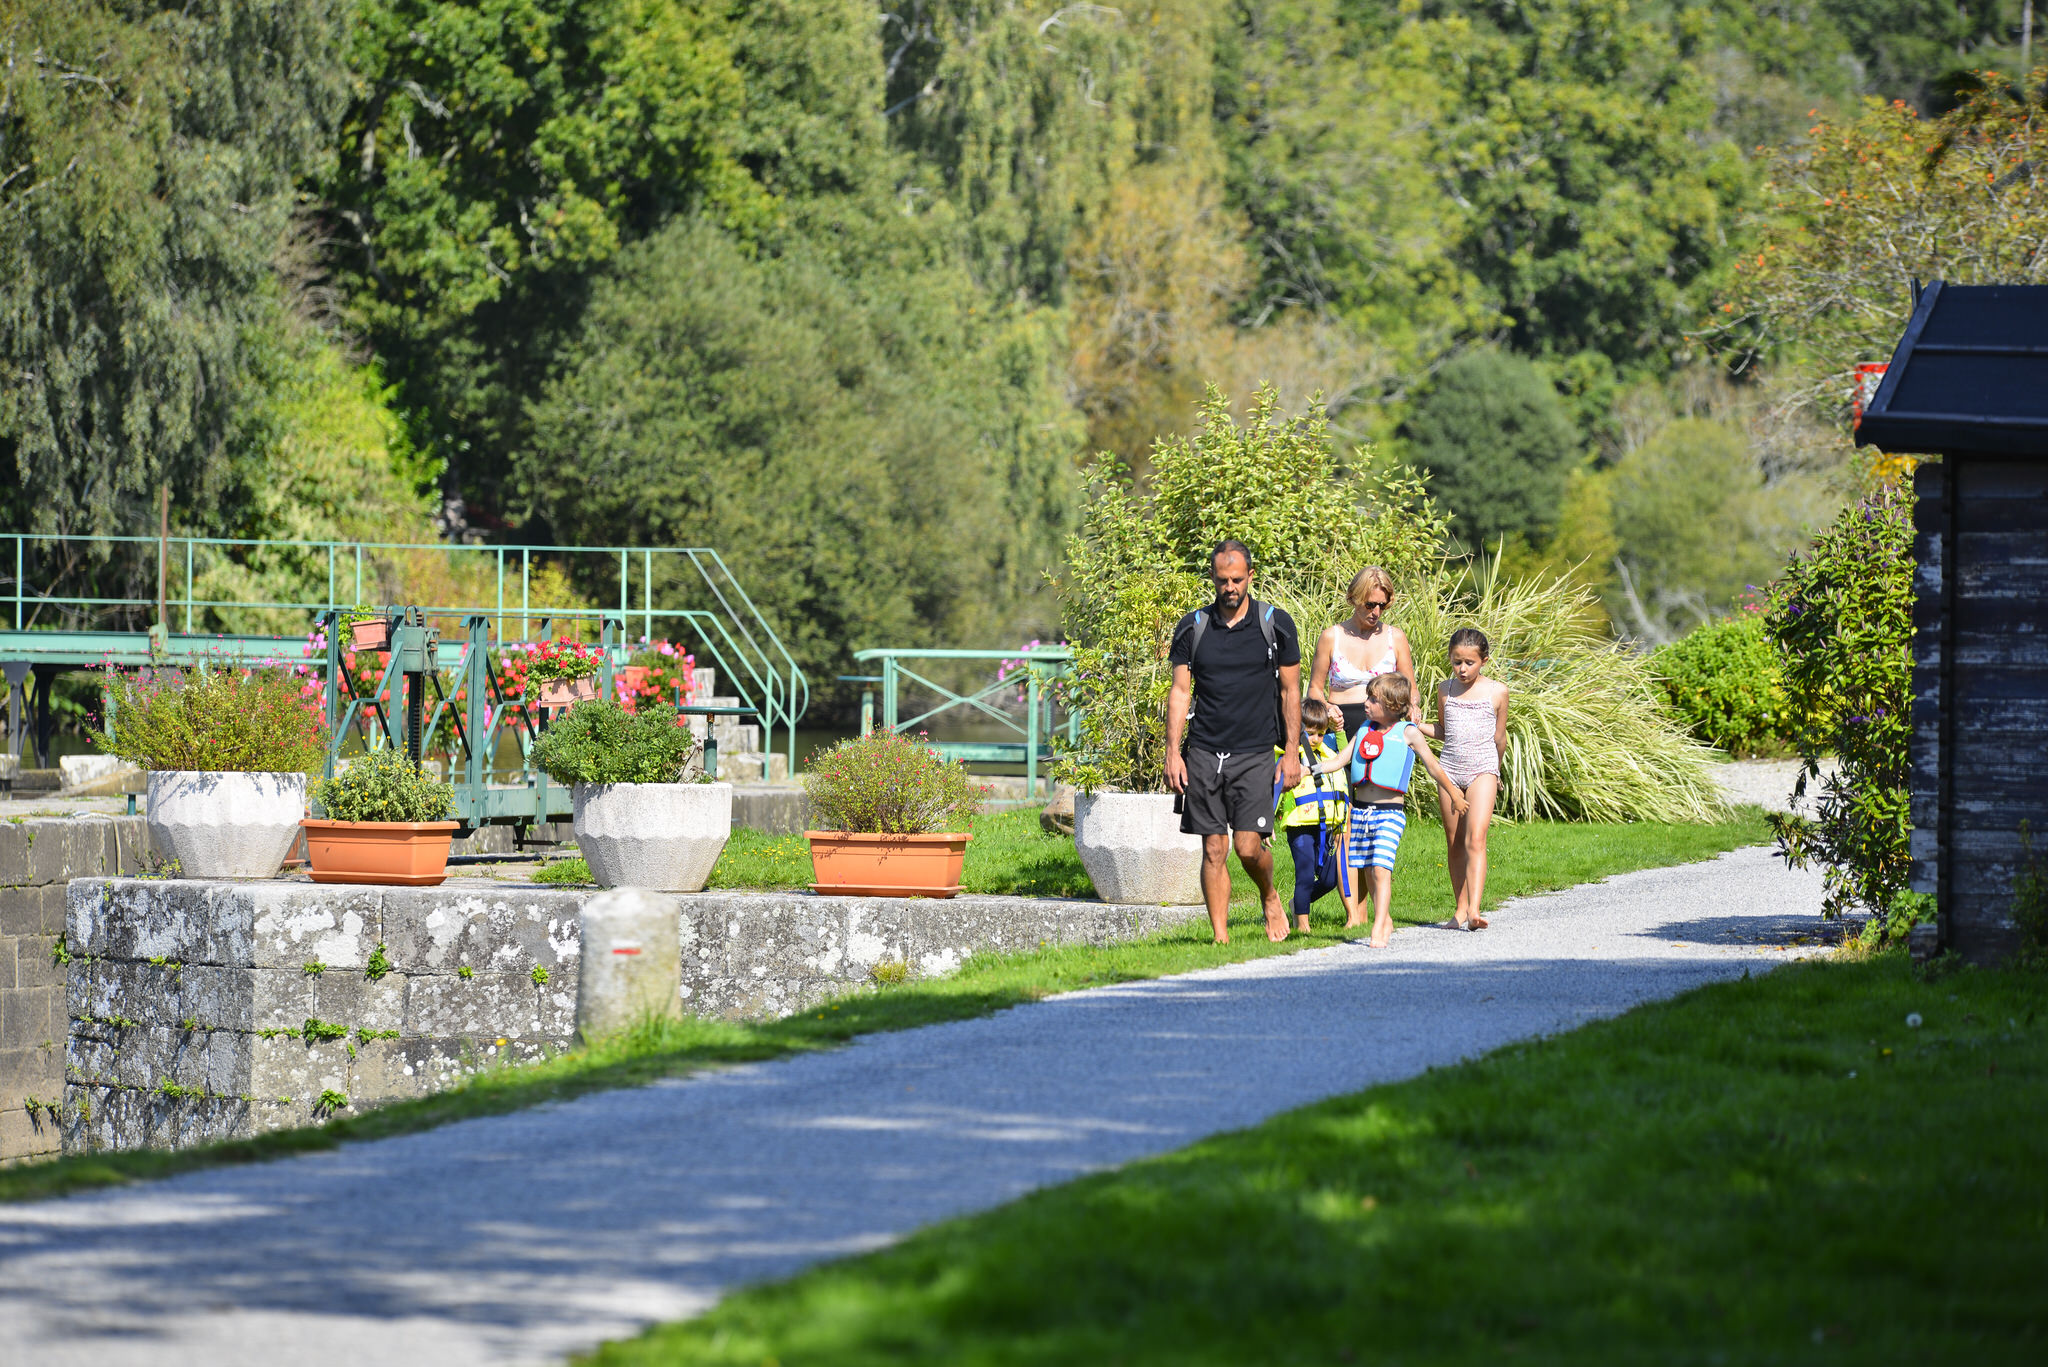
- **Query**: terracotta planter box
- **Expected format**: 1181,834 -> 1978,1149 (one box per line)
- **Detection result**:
538,676 -> 600,708
348,618 -> 390,651
301,819 -> 460,886
807,831 -> 972,898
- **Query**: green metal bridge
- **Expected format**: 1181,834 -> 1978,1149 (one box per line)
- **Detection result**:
847,646 -> 1076,800
1,533 -> 808,828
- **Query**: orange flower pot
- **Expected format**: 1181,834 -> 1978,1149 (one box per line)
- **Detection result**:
349,618 -> 390,651
806,831 -> 972,898
538,676 -> 600,708
302,819 -> 461,886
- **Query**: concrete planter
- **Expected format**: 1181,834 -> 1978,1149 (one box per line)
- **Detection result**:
1072,791 -> 1203,905
573,781 -> 732,891
145,770 -> 308,878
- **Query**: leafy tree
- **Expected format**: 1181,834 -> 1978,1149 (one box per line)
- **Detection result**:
1605,417 -> 1834,642
1417,0 -> 1752,372
0,0 -> 350,550
519,214 -> 1078,681
1401,349 -> 1582,551
1720,74 -> 2048,435
320,0 -> 778,516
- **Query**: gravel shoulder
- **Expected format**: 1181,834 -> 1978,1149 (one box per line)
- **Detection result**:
0,845 -> 1825,1367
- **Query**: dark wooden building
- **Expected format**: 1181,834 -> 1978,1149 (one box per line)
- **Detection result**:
1858,281 -> 2048,964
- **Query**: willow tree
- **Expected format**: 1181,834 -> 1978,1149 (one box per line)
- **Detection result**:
0,0 -> 349,550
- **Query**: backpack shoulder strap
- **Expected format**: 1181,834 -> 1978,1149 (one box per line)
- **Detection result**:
1172,608 -> 1207,665
1256,601 -> 1277,655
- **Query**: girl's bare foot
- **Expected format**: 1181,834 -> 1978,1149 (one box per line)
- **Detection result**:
1471,915 -> 1489,929
1441,917 -> 1469,931
1369,930 -> 1391,948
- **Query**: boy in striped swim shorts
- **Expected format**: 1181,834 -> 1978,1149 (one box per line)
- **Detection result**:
1314,673 -> 1465,947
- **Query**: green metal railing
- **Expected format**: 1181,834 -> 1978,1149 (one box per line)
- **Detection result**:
0,532 -> 808,773
850,647 -> 1075,799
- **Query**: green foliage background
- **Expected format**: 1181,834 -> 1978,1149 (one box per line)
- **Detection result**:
3,0 -> 2024,701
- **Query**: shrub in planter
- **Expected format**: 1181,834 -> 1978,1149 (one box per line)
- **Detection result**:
533,702 -> 729,890
338,604 -> 390,651
304,747 -> 460,886
1652,612 -> 1797,757
804,732 -> 982,898
93,663 -> 328,878
524,640 -> 604,707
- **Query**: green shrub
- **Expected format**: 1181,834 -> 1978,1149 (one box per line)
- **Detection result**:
311,747 -> 454,823
1764,491 -> 1913,923
1056,384 -> 1724,822
805,732 -> 982,834
531,701 -> 698,784
1652,613 -> 1796,756
92,663 -> 328,773
1056,385 -> 1446,794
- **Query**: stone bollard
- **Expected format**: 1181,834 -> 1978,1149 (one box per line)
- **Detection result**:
576,888 -> 683,1043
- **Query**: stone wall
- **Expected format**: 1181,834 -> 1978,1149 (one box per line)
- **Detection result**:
62,881 -> 587,1155
0,817 -> 148,1164
47,877 -> 1198,1158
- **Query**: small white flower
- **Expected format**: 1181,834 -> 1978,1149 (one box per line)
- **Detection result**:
1905,1012 -> 1923,1028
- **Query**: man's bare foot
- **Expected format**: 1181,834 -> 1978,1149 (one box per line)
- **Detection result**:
1263,894 -> 1289,942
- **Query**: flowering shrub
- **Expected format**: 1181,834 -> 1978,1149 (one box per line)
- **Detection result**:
618,640 -> 696,713
522,639 -> 604,684
531,701 -> 699,784
92,662 -> 329,772
804,731 -> 982,834
1764,491 -> 1914,923
312,747 -> 455,823
1652,610 -> 1797,757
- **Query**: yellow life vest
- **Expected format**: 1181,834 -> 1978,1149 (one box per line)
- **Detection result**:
1277,731 -> 1349,830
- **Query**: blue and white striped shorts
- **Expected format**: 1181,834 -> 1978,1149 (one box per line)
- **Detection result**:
1346,804 -> 1407,870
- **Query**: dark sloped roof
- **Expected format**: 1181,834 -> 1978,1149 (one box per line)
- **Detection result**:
1856,281 -> 2048,458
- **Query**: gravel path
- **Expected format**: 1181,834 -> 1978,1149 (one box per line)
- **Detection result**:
0,845 -> 1825,1367
1714,756 -> 1839,814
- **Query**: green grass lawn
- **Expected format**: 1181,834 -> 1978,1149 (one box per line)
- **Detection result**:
585,949 -> 2048,1366
1,810 -> 1767,1203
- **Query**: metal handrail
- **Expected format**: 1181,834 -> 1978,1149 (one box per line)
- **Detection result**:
849,647 -> 1075,799
1,532 -> 808,771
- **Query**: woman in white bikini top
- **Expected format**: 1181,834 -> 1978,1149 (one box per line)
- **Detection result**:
1308,565 -> 1418,739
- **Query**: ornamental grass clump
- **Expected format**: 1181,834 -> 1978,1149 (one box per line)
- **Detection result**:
92,664 -> 327,773
312,747 -> 454,823
531,701 -> 698,784
805,732 -> 982,834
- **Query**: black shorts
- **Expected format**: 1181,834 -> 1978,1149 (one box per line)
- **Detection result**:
1180,747 -> 1279,837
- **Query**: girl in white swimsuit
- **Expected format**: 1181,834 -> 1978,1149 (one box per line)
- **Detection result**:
1421,627 -> 1508,931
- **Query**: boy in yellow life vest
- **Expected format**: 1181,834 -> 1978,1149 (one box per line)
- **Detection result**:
1276,697 -> 1350,934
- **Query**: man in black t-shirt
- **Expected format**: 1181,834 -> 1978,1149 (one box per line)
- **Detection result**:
1165,540 -> 1302,943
